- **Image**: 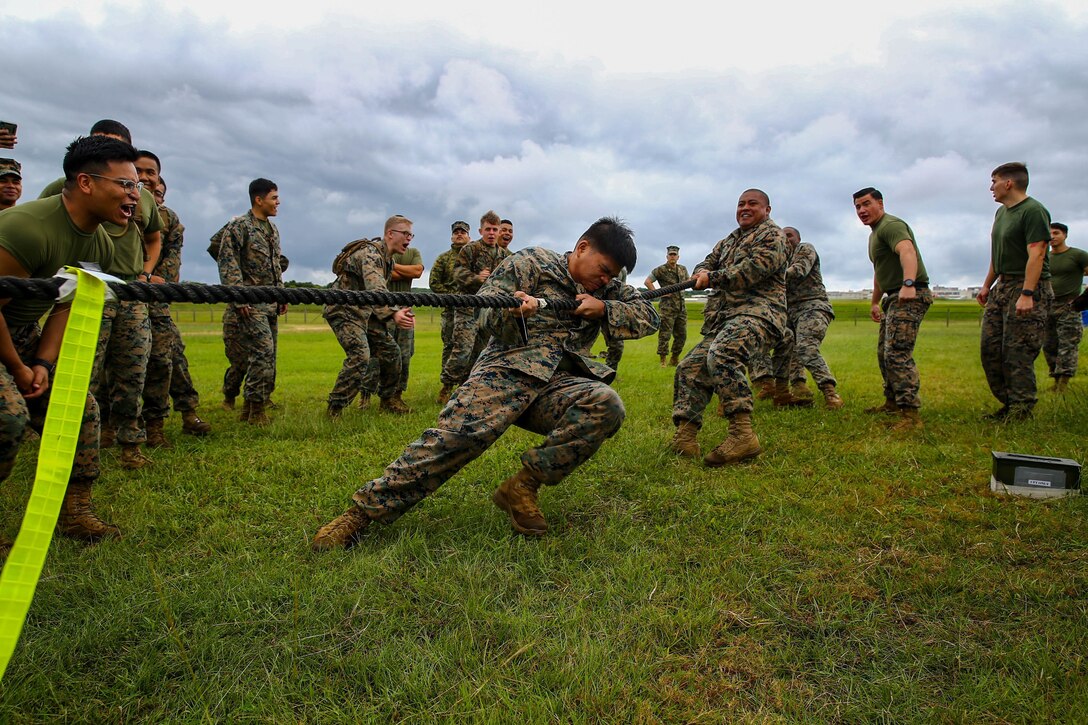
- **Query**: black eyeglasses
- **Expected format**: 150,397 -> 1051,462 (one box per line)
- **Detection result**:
390,229 -> 415,241
86,173 -> 144,193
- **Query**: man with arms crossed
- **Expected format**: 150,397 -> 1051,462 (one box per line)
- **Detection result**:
977,162 -> 1053,421
1042,222 -> 1088,392
853,187 -> 932,431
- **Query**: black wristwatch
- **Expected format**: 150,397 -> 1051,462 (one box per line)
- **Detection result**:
1021,288 -> 1036,298
31,357 -> 56,375
902,279 -> 915,288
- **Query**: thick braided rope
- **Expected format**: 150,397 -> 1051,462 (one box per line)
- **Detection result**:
0,277 -> 695,310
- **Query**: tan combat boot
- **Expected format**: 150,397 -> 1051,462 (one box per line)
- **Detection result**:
436,385 -> 453,405
357,392 -> 371,410
864,399 -> 898,414
238,400 -> 251,422
790,379 -> 814,401
222,397 -> 236,411
182,410 -> 211,436
327,404 -> 344,419
380,393 -> 411,415
1053,376 -> 1070,393
670,421 -> 701,457
246,401 -> 271,426
57,481 -> 120,541
669,353 -> 680,367
145,418 -> 173,449
120,444 -> 152,470
888,407 -> 924,432
660,354 -> 667,368
491,468 -> 548,536
311,506 -> 372,551
100,423 -> 116,449
704,412 -> 763,467
820,382 -> 844,410
774,379 -> 813,407
754,377 -> 775,400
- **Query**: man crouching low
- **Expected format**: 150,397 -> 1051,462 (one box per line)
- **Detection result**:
312,216 -> 659,549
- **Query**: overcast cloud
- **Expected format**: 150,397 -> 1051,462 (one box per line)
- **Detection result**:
4,3 -> 1087,290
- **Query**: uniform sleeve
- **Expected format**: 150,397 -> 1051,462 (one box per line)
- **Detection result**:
880,219 -> 912,252
215,223 -> 244,287
154,211 -> 184,282
602,282 -> 660,341
477,253 -> 539,344
786,245 -> 816,281
454,245 -> 480,293
708,228 -> 787,291
139,190 -> 164,235
693,240 -> 725,278
1023,205 -> 1052,246
428,252 -> 454,294
359,246 -> 395,321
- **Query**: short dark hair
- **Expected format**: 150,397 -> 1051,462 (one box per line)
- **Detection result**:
580,216 -> 637,274
89,119 -> 132,144
136,149 -> 161,172
158,177 -> 167,192
783,226 -> 801,240
500,219 -> 513,226
1051,222 -> 1068,235
853,187 -> 883,201
741,188 -> 770,205
249,178 -> 277,205
62,135 -> 138,187
991,162 -> 1029,191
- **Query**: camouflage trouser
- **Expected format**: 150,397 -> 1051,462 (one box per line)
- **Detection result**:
351,367 -> 625,523
0,324 -> 100,485
143,312 -> 200,420
656,304 -> 687,357
326,313 -> 401,408
91,299 -> 151,445
673,315 -> 778,425
772,307 -> 836,386
748,350 -> 773,381
1043,294 -> 1083,379
441,308 -> 483,387
602,328 -> 624,371
876,289 -> 933,409
439,308 -> 456,374
222,304 -> 278,405
394,325 -> 414,393
981,279 -> 1053,409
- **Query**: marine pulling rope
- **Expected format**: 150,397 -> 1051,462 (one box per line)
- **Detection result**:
0,276 -> 697,310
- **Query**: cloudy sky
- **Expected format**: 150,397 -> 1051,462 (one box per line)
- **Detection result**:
5,0 -> 1087,290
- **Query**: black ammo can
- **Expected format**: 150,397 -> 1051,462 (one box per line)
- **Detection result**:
990,451 -> 1082,498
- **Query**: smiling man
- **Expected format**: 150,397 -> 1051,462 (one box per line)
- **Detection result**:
323,215 -> 417,417
976,162 -> 1053,421
670,189 -> 787,466
0,159 -> 22,211
0,135 -> 137,548
311,217 -> 658,548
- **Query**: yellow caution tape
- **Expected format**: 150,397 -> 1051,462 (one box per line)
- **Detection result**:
0,269 -> 105,681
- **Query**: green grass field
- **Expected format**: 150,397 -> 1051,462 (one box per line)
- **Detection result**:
0,300 -> 1085,722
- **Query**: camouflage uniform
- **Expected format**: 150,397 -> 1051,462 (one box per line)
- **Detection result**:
981,197 -> 1053,412
648,262 -> 688,358
429,239 -> 469,379
90,187 -> 162,445
389,247 -> 423,393
673,219 -> 787,425
1043,246 -> 1088,380
771,243 -> 837,386
212,211 -> 284,405
444,240 -> 511,386
323,239 -> 402,408
143,204 -> 201,421
348,247 -> 659,524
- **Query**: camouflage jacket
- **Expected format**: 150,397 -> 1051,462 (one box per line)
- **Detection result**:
212,210 -> 284,294
785,243 -> 833,317
149,204 -> 184,316
648,262 -> 689,313
323,238 -> 395,329
476,247 -> 659,383
429,241 -> 468,295
695,218 -> 787,335
454,240 -> 511,293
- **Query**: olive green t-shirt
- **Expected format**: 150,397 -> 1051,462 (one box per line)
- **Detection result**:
991,197 -> 1051,279
388,247 -> 423,293
868,213 -> 929,294
39,178 -> 162,277
1049,246 -> 1088,297
0,196 -> 115,325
